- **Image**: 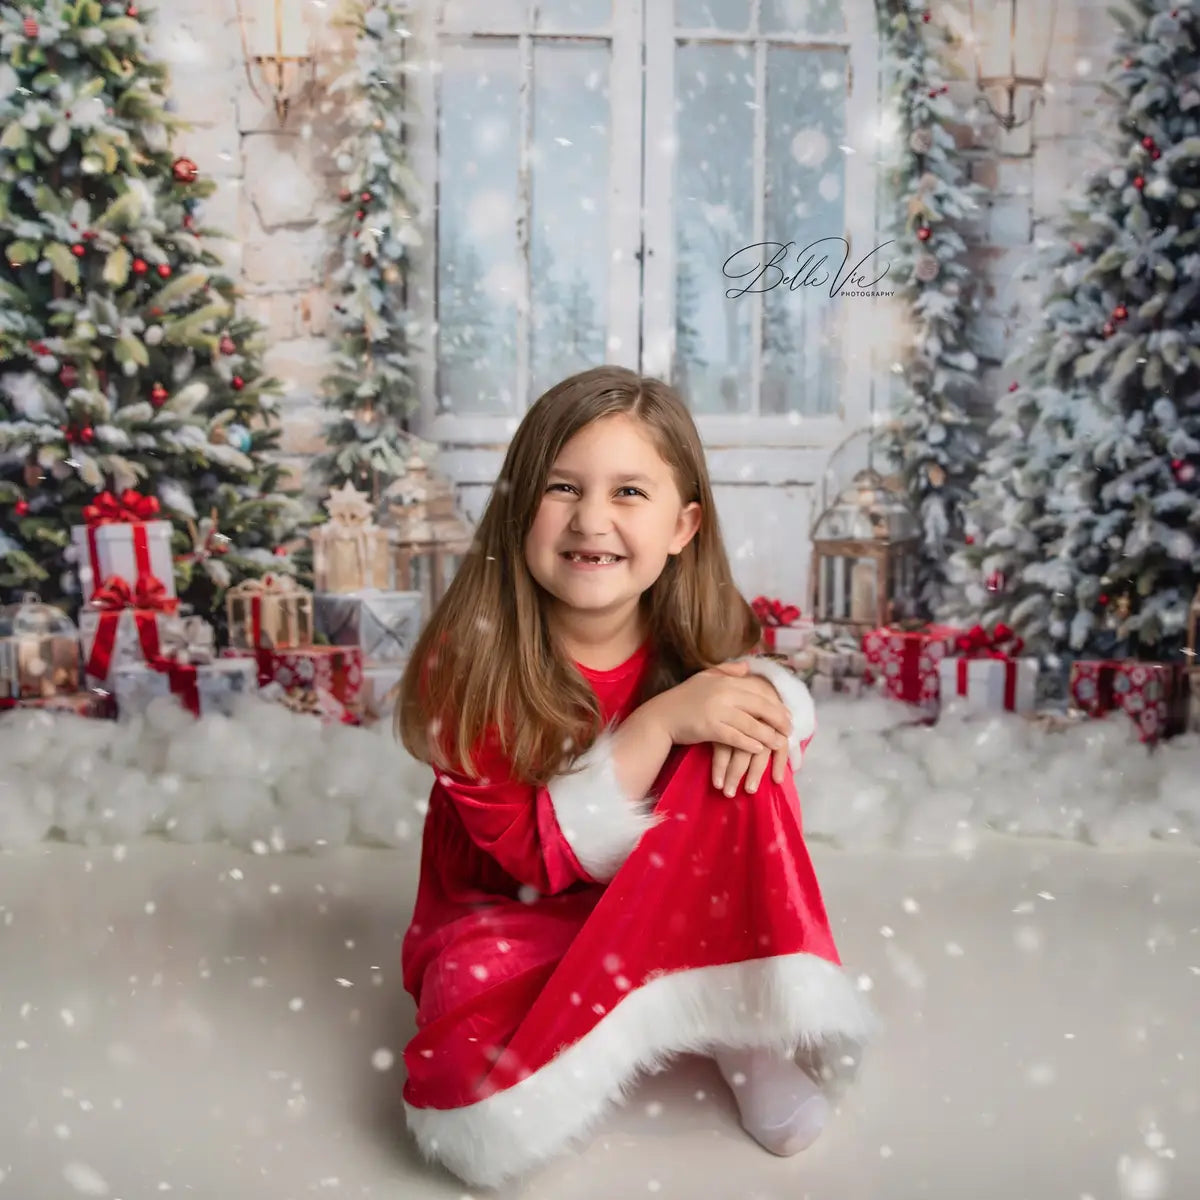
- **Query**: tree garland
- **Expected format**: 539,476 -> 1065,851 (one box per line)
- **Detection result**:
875,0 -> 986,619
314,0 -> 431,502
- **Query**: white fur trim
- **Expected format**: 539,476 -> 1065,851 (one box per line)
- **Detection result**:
546,731 -> 661,883
404,950 -> 877,1188
737,656 -> 817,754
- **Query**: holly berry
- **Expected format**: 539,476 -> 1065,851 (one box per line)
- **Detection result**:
1133,175 -> 1145,190
360,191 -> 372,203
1114,304 -> 1128,321
1151,149 -> 1161,160
157,262 -> 172,278
1008,381 -> 1019,392
917,226 -> 932,242
231,375 -> 245,391
71,243 -> 86,258
1102,322 -> 1116,337
82,230 -> 97,241
14,499 -> 30,517
1142,136 -> 1155,149
355,209 -> 366,220
59,364 -> 78,388
79,425 -> 95,444
23,16 -> 38,37
928,89 -> 938,99
151,382 -> 169,406
132,257 -> 148,275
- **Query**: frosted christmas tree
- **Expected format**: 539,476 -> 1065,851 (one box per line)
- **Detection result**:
0,0 -> 301,617
953,0 -> 1199,659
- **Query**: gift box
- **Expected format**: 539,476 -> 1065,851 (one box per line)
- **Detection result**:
71,489 -> 176,602
0,596 -> 82,701
361,663 -> 405,722
0,689 -> 115,718
225,573 -> 314,651
311,482 -> 391,594
861,623 -> 959,710
313,590 -> 422,664
1069,659 -> 1189,744
751,596 -> 812,654
938,655 -> 1039,715
112,657 -> 258,719
78,595 -> 177,686
245,644 -> 363,715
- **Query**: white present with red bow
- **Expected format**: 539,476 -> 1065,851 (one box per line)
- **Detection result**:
70,488 -> 176,602
77,574 -> 180,686
938,623 -> 1039,715
751,596 -> 814,654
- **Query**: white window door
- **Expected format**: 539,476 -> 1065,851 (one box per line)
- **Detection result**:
408,0 -> 887,601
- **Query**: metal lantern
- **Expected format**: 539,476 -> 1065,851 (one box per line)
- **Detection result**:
809,469 -> 920,631
234,0 -> 315,126
383,456 -> 475,619
966,0 -> 1060,131
0,593 -> 82,701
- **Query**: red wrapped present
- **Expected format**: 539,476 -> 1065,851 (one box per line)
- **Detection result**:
243,645 -> 363,717
861,622 -> 959,710
1069,659 -> 1189,744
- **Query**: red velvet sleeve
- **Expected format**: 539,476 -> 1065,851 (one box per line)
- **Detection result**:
436,729 -> 599,894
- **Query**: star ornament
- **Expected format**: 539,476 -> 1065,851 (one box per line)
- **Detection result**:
322,480 -> 376,527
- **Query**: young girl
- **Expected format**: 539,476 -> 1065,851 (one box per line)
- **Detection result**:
395,366 -> 874,1187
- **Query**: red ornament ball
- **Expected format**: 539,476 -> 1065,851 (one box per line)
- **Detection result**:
1142,136 -> 1155,149
1151,149 -> 1161,160
1133,175 -> 1145,189
1176,461 -> 1196,484
59,364 -> 78,388
183,214 -> 196,230
157,262 -> 172,278
127,3 -> 138,14
82,230 -> 97,241
986,571 -> 1006,593
231,375 -> 245,391
23,16 -> 38,37
1099,593 -> 1109,607
922,9 -> 931,21
219,334 -> 236,355
917,226 -> 932,242
273,546 -> 288,557
70,243 -> 86,258
15,499 -> 30,517
79,425 -> 95,445
171,156 -> 199,184
928,89 -> 938,99
360,191 -> 372,203
965,534 -> 975,545
1008,381 -> 1019,392
1114,304 -> 1128,321
151,383 -> 169,407
132,257 -> 148,276
1102,322 -> 1116,337
339,189 -> 352,202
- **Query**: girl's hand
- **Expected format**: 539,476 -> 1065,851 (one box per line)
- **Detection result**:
711,740 -> 790,798
651,660 -> 793,757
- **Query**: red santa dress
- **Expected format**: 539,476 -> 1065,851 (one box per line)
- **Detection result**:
401,642 -> 875,1187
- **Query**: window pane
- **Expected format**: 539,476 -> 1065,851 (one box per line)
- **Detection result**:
439,0 -> 527,33
675,0 -> 750,31
437,42 -> 520,415
673,44 -> 754,414
530,43 -> 610,399
534,0 -> 611,31
761,46 -> 846,416
761,0 -> 846,36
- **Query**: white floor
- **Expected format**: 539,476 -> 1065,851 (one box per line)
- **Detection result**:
1,836 -> 1196,1200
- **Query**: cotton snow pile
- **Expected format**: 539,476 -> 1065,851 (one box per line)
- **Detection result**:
0,693 -> 1196,855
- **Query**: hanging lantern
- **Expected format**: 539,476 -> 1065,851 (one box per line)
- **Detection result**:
966,0 -> 1060,131
809,469 -> 920,631
382,456 -> 475,620
233,0 -> 315,126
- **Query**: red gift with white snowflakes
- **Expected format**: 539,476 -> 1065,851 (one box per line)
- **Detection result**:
861,622 -> 959,711
1069,659 -> 1188,744
243,645 -> 363,720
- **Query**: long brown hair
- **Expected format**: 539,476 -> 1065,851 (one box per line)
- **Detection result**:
394,365 -> 761,784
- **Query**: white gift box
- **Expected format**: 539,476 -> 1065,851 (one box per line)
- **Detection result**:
771,621 -> 816,654
112,658 -> 258,719
72,520 -> 176,601
937,655 -> 1039,715
77,607 -> 173,685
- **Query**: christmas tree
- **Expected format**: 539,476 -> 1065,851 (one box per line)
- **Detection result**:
953,0 -> 1199,658
875,1 -> 985,619
0,0 -> 301,618
314,0 -> 427,501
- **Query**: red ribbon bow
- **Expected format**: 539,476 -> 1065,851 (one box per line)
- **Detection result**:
751,595 -> 802,628
82,488 -> 161,527
954,622 -> 1024,658
91,573 -> 177,614
85,572 -> 178,682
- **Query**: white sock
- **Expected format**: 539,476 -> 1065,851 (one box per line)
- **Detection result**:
714,1046 -> 830,1156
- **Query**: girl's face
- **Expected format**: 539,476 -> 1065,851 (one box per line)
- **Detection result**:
524,413 -> 701,631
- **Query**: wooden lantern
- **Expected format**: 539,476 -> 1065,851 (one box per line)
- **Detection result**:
383,455 -> 475,619
808,468 -> 919,632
